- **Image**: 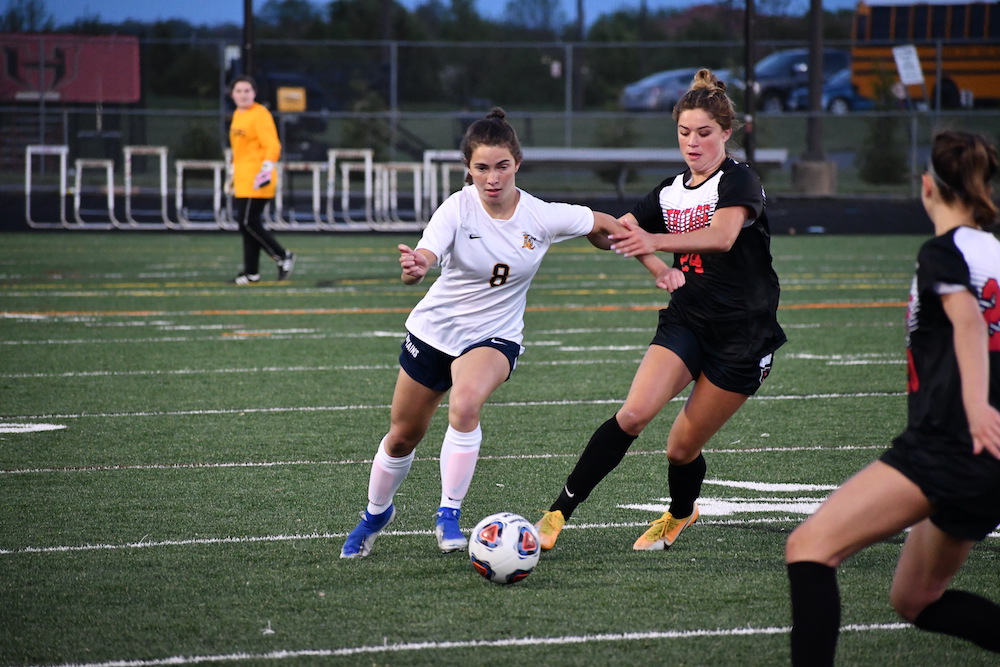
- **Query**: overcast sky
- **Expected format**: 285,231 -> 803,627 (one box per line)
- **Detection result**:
43,0 -> 853,28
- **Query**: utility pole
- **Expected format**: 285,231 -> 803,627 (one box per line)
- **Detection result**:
804,0 -> 824,161
242,0 -> 254,77
791,0 -> 837,194
743,0 -> 756,166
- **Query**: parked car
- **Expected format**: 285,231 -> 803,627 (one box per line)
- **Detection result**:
746,48 -> 851,113
620,67 -> 701,111
787,68 -> 875,114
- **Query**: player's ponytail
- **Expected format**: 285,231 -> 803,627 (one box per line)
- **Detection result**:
673,68 -> 739,133
929,131 -> 998,230
460,107 -> 523,185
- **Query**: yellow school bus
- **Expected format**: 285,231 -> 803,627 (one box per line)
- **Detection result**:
851,0 -> 1000,107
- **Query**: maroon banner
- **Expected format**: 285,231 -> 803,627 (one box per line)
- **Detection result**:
0,33 -> 140,103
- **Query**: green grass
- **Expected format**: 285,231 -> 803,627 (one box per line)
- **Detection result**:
2,231 -> 997,666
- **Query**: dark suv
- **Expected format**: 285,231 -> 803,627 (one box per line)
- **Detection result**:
752,48 -> 850,113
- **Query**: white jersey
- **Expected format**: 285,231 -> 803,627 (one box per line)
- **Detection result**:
405,184 -> 594,356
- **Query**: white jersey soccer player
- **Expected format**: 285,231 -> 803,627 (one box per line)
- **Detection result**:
339,107 -> 658,561
405,183 -> 595,356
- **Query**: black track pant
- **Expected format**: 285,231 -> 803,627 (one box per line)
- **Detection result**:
236,197 -> 286,275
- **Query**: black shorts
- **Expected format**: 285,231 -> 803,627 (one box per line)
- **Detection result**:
649,308 -> 774,396
881,429 -> 1000,541
399,332 -> 520,392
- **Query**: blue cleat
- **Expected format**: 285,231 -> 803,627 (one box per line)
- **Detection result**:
340,505 -> 396,559
434,506 -> 468,553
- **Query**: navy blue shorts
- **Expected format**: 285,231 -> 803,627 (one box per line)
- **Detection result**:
649,308 -> 774,396
399,332 -> 520,392
881,429 -> 1000,541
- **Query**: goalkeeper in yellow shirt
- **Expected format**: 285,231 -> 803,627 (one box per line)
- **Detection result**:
228,75 -> 295,285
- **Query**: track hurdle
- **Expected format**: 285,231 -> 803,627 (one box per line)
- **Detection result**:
373,161 -> 424,229
174,159 -> 228,229
326,148 -> 374,228
25,145 -> 69,228
123,145 -> 172,228
72,158 -> 116,229
275,160 -> 327,229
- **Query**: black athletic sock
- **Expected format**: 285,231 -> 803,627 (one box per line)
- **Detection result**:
550,416 -> 637,519
913,589 -> 1000,652
667,453 -> 706,517
787,561 -> 840,667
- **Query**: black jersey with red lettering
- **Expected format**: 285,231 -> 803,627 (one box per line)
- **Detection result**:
904,225 -> 1000,440
630,157 -> 786,361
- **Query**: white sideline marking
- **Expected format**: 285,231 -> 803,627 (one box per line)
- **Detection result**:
0,353 -> 906,379
29,623 -> 911,666
0,423 -> 66,433
703,479 -> 838,492
0,445 -> 885,476
1,392 -> 904,422
4,515 -> 996,556
0,519 -> 812,554
0,358 -> 629,379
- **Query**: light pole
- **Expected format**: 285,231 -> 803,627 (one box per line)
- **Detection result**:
242,0 -> 254,77
743,0 -> 756,166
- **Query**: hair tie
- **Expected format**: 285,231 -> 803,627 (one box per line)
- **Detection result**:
926,158 -> 950,190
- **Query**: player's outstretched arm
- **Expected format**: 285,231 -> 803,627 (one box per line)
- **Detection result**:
398,244 -> 436,285
610,207 -> 746,257
943,289 -> 1000,458
593,212 -> 682,292
586,211 -> 617,250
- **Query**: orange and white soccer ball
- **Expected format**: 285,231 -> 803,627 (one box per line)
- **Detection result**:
469,512 -> 541,585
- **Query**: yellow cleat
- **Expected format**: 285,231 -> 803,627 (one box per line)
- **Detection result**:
632,504 -> 699,551
535,510 -> 565,551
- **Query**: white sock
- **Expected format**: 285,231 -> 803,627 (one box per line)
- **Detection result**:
366,436 -> 413,515
439,424 -> 482,509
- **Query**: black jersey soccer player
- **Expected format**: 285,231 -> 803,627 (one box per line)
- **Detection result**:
786,130 -> 1000,665
534,68 -> 786,551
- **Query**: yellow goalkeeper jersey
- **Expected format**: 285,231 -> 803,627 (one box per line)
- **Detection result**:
229,102 -> 281,198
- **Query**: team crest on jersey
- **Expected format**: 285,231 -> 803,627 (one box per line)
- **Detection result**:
522,233 -> 541,250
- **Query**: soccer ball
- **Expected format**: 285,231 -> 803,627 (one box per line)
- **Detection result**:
469,512 -> 541,585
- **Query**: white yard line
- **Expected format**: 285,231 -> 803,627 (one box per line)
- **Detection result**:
29,623 -> 912,667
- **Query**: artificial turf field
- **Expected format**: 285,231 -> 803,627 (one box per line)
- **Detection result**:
2,230 -> 998,666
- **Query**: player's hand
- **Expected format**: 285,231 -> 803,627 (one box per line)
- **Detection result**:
609,219 -> 657,257
398,244 -> 429,283
655,267 -> 686,292
253,160 -> 275,189
969,403 -> 1000,459
224,175 -> 234,196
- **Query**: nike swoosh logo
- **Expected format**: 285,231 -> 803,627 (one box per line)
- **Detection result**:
564,485 -> 575,499
490,338 -> 507,346
469,234 -> 482,239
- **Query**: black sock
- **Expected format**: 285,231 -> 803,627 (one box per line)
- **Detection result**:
551,416 -> 636,519
787,561 -> 839,667
913,589 -> 1000,652
667,453 -> 706,517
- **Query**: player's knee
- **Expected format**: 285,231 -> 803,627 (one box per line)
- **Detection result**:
615,408 -> 650,436
447,399 -> 483,432
666,448 -> 698,466
784,521 -> 843,568
890,584 -> 937,622
384,429 -> 424,455
890,593 -> 922,622
784,526 -> 809,563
